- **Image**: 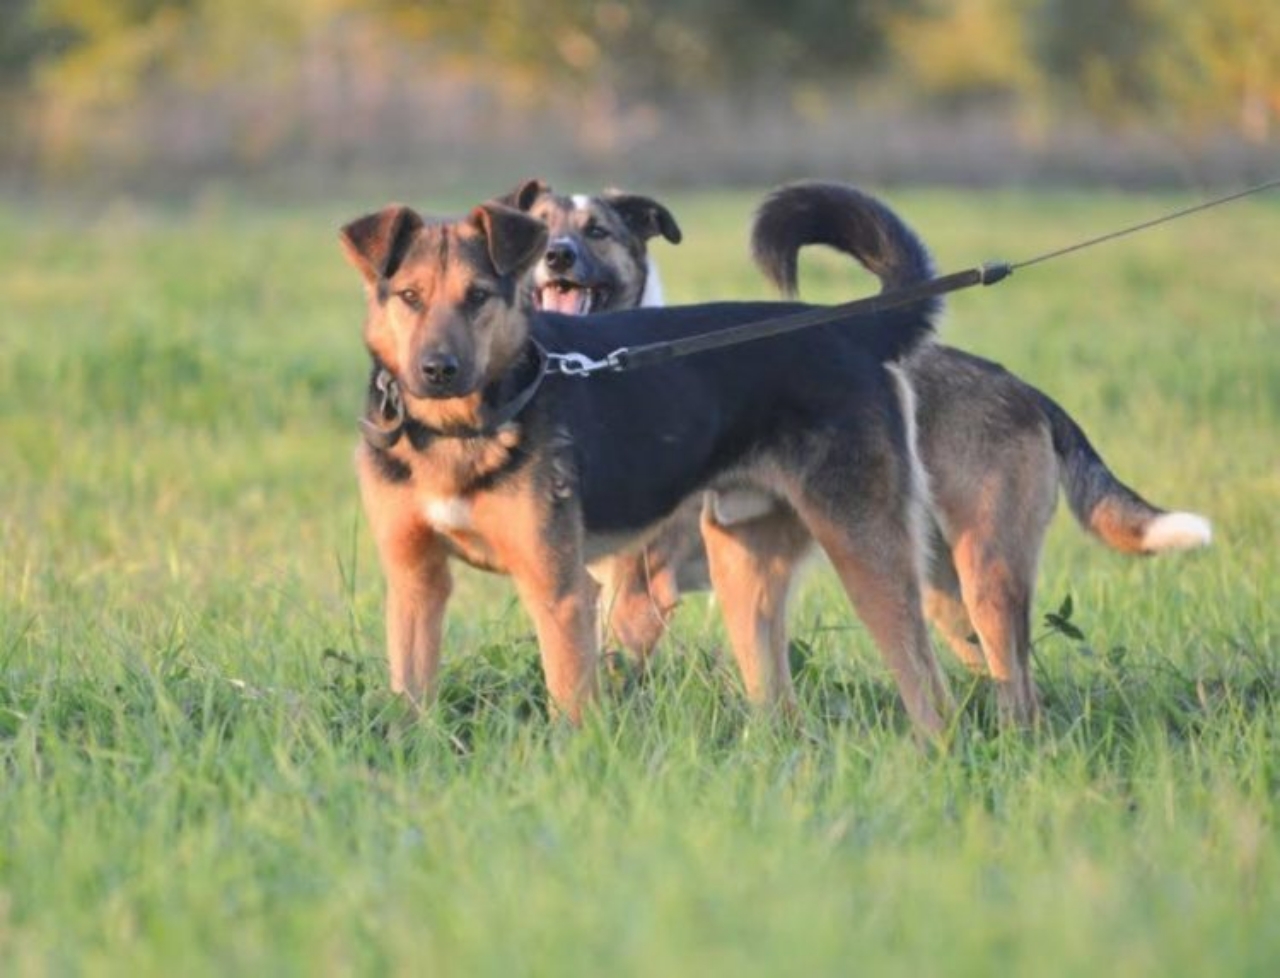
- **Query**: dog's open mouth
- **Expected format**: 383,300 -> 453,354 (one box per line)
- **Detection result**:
536,279 -> 609,316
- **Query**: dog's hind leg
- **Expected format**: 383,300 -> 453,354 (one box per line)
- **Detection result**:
950,531 -> 1043,727
939,441 -> 1055,727
921,524 -> 988,675
802,506 -> 953,737
699,500 -> 812,714
790,373 -> 953,737
599,547 -> 682,661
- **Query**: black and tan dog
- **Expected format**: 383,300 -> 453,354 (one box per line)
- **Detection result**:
521,180 -> 1212,725
339,194 -> 953,732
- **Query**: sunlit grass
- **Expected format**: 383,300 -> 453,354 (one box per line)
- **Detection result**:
1,186 -> 1277,975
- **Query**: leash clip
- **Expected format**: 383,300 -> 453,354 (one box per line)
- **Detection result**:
546,348 -> 628,377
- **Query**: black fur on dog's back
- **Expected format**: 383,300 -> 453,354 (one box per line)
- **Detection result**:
752,181 -> 938,313
532,299 -> 934,535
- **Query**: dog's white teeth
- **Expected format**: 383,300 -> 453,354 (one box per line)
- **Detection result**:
542,283 -> 587,315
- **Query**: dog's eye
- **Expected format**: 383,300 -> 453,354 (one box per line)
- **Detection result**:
464,285 -> 493,308
584,223 -> 609,240
396,289 -> 422,310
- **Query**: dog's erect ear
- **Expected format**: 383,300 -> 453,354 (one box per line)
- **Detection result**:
604,192 -> 683,245
494,178 -> 551,213
470,203 -> 550,277
339,205 -> 424,285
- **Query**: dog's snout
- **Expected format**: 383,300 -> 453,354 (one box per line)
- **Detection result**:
420,352 -> 461,388
545,238 -> 578,273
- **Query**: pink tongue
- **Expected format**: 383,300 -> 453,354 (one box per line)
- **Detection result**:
545,286 -> 590,315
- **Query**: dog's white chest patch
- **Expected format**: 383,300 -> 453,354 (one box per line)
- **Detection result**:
424,496 -> 473,532
640,258 -> 665,307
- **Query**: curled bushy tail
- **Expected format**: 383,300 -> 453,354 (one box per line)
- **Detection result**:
752,181 -> 940,318
1034,390 -> 1212,554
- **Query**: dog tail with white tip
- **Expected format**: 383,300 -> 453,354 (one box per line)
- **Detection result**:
1031,390 -> 1211,553
751,180 -> 941,317
751,179 -> 1212,557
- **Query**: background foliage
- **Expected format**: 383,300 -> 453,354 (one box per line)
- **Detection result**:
3,0 -> 1278,193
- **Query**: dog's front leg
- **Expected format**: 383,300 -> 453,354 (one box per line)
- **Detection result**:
381,544 -> 452,705
473,460 -> 599,722
357,450 -> 452,706
511,563 -> 599,723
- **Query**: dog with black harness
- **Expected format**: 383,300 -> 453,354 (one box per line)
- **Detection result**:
339,194 -> 952,733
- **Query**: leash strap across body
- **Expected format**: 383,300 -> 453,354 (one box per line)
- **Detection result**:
544,175 -> 1280,378
546,263 -> 1010,376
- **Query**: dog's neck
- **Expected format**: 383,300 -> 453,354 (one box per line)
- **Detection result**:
364,342 -> 545,449
639,257 -> 665,308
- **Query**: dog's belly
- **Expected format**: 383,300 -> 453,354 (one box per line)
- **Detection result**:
582,513 -> 690,569
709,487 -> 777,525
583,529 -> 649,566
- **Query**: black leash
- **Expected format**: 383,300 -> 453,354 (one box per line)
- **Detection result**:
544,176 -> 1280,378
546,263 -> 1010,376
1012,175 -> 1280,272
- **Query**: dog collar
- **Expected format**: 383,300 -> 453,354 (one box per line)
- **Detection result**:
359,342 -> 549,448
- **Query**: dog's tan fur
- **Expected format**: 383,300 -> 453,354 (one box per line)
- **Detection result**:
340,193 -> 953,733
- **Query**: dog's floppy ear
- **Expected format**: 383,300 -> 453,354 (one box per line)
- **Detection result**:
470,202 -> 550,277
604,192 -> 683,245
339,205 -> 424,286
494,178 -> 550,213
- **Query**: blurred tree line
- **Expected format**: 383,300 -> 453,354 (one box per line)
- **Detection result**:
2,0 -> 1276,186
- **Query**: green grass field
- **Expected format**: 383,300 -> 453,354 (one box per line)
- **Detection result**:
1,185 -> 1278,976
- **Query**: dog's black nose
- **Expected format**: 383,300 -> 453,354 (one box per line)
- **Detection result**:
420,352 -> 460,388
545,238 -> 578,273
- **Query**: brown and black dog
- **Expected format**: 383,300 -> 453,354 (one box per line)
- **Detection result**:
516,180 -> 1212,725
339,193 -> 953,733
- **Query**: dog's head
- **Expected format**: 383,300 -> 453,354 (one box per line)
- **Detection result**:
339,202 -> 547,400
499,178 -> 682,314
